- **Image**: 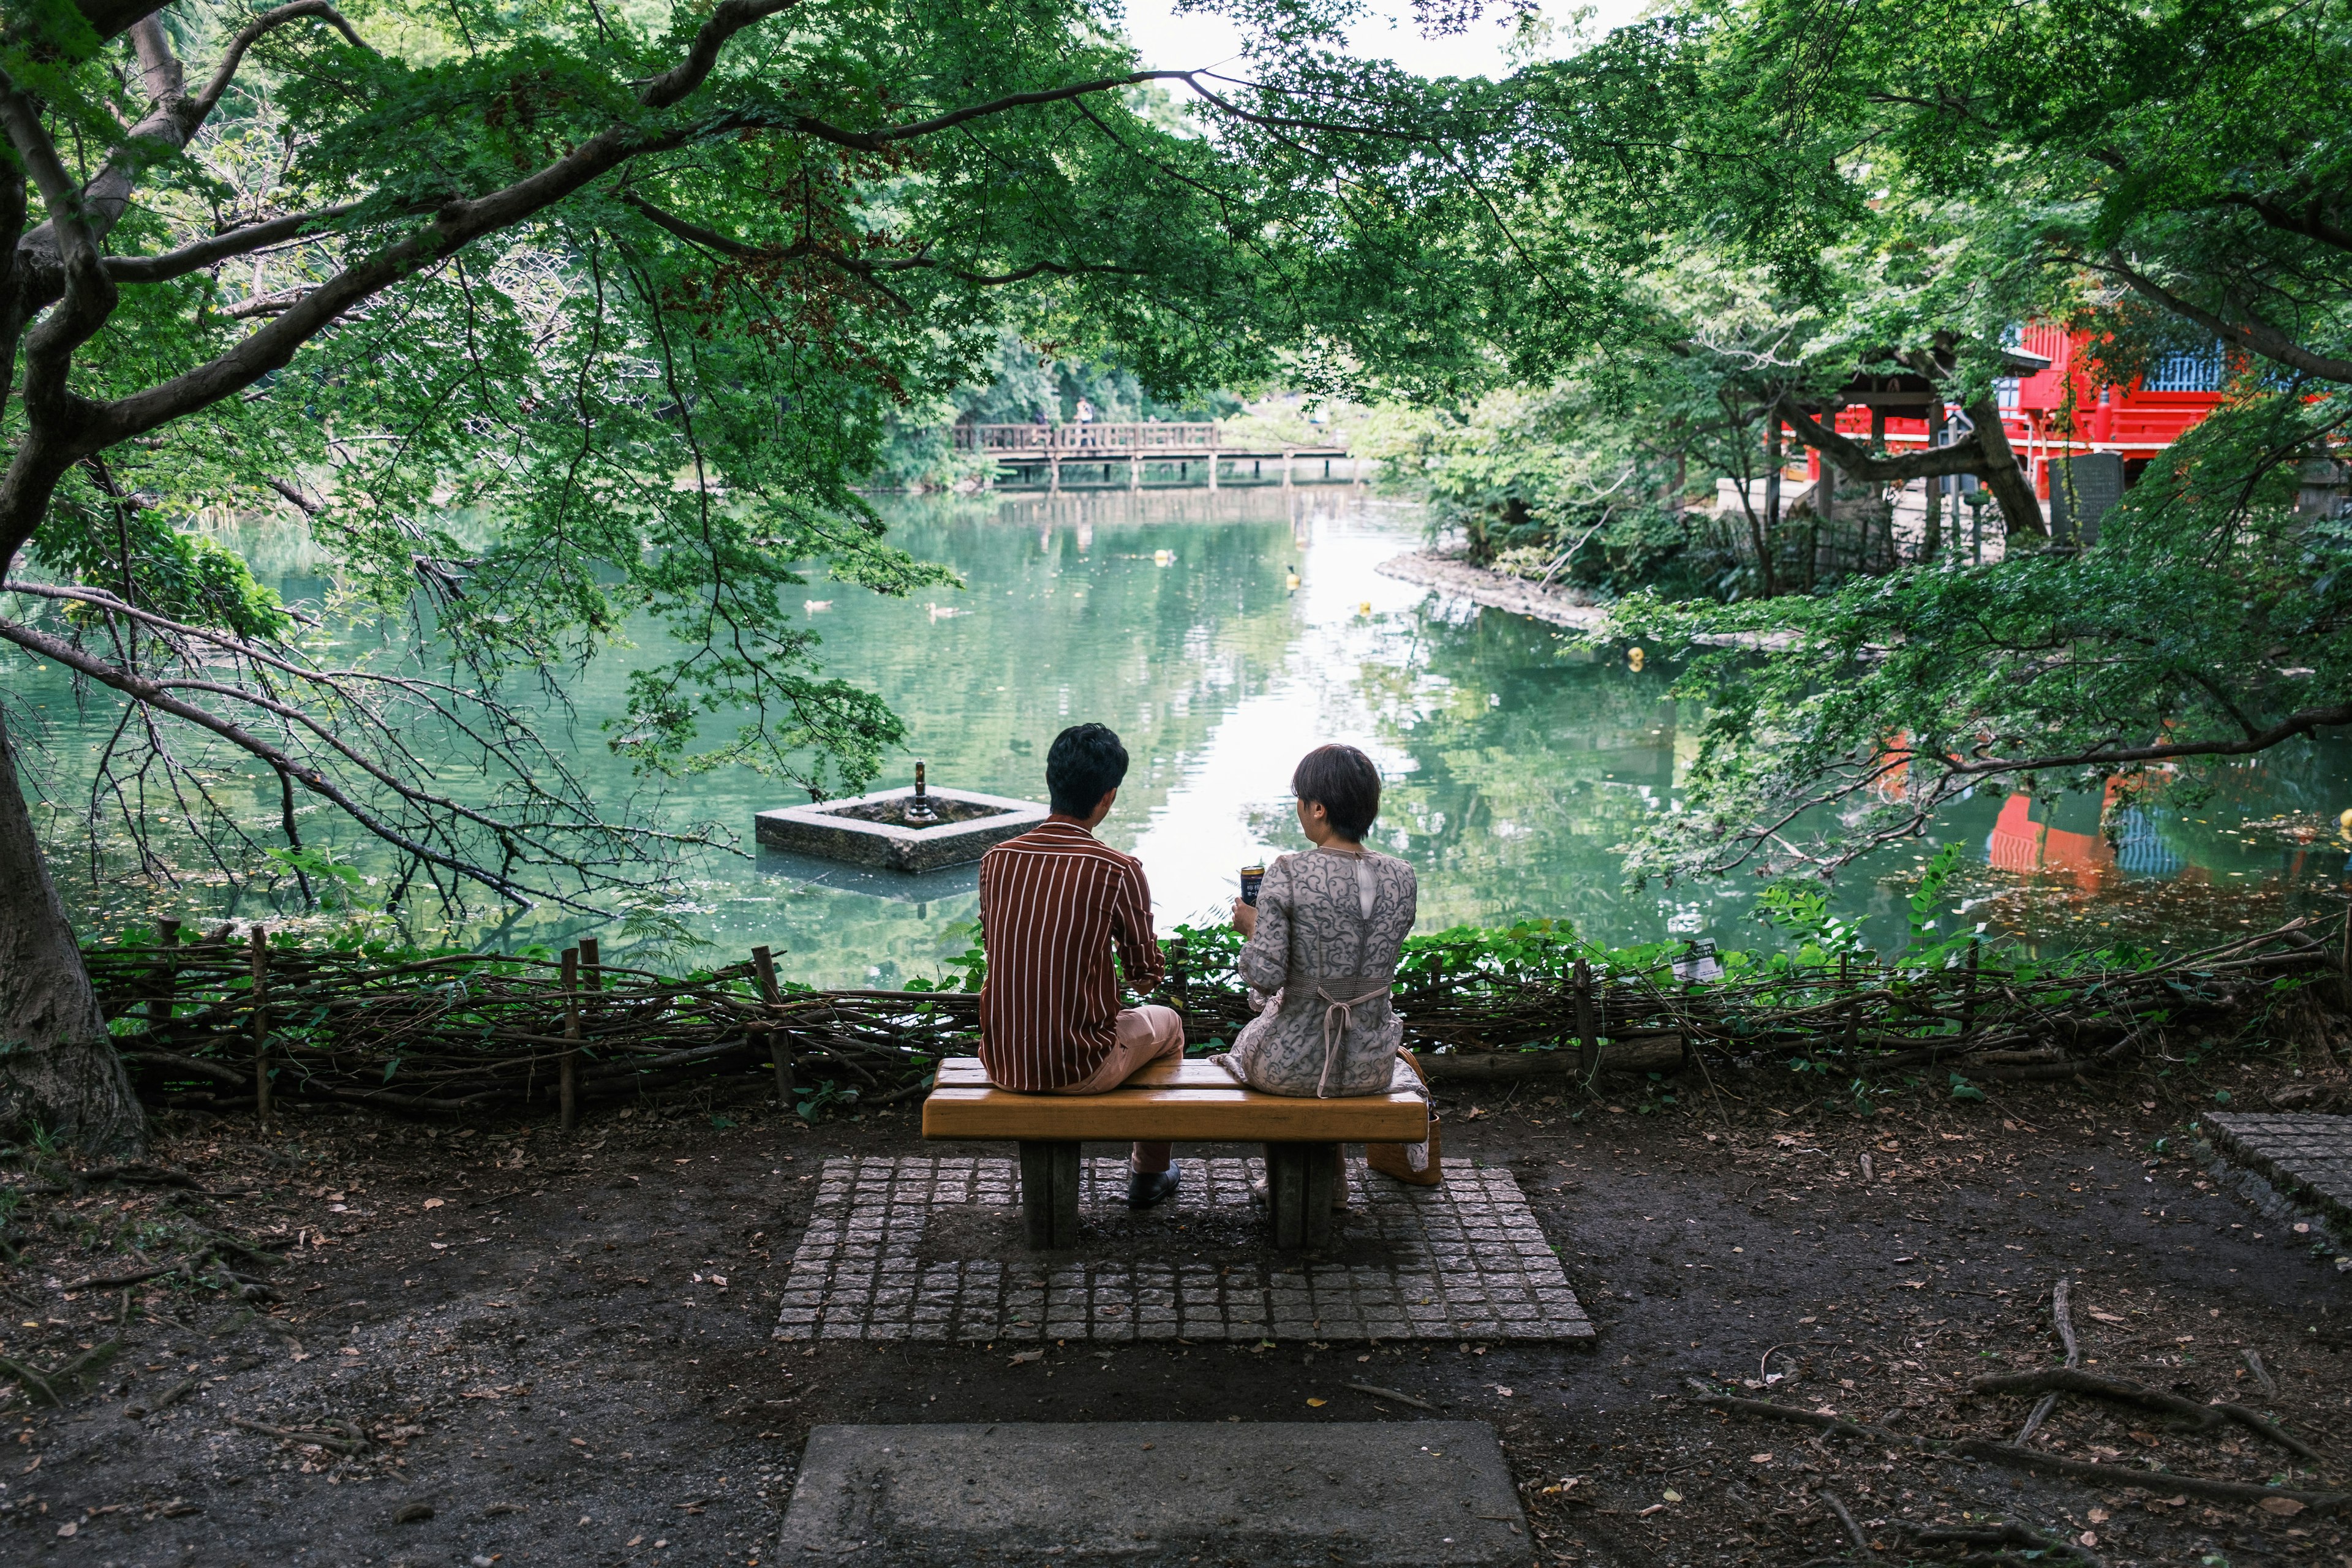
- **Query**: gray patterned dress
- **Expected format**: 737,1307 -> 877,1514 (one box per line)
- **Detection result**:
1210,846 -> 1418,1097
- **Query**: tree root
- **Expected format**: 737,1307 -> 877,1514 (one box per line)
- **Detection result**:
1954,1439 -> 2346,1513
1684,1380 -> 1943,1452
28,1163 -> 209,1197
1695,1387 -> 1874,1441
64,1246 -> 217,1292
0,1338 -> 121,1409
230,1416 -> 368,1455
2211,1400 -> 2322,1463
1913,1521 -> 2105,1568
0,1355 -> 59,1408
1973,1368 -> 2324,1463
1817,1489 -> 1867,1551
2015,1278 -> 2077,1444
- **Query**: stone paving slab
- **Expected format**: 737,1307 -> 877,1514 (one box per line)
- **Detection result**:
2201,1112 -> 2352,1233
776,1420 -> 1528,1566
771,1155 -> 1594,1344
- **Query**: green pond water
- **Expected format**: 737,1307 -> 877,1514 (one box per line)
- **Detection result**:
16,487 -> 2352,983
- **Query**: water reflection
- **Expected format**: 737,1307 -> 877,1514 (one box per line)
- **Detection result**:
17,488 -> 2352,981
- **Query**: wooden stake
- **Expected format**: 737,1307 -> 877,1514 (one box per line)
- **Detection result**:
752,945 -> 793,1115
149,918 -> 181,1038
1961,937 -> 1981,1042
1841,952 -> 1858,1052
249,926 -> 271,1127
559,946 -> 580,1133
1574,957 -> 1597,1078
2339,903 -> 2350,1009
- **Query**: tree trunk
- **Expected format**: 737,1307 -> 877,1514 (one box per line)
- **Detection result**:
1922,399 -> 1947,562
1962,394 -> 2048,540
1868,409 -> 1887,569
1763,418 -> 1785,596
1809,454 -> 1830,592
0,703 -> 145,1153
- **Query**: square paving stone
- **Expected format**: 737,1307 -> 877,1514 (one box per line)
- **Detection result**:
773,1153 -> 1591,1344
2203,1112 -> 2352,1234
776,1420 -> 1526,1566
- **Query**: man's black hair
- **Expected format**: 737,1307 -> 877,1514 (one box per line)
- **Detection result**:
1046,723 -> 1129,817
1292,744 -> 1382,841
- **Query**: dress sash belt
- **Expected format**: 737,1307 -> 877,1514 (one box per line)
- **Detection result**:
1294,971 -> 1393,1098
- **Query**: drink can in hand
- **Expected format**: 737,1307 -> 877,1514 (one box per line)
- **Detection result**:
1239,864 -> 1266,907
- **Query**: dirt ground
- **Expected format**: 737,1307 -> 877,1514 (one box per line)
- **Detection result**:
2,1045 -> 2348,1568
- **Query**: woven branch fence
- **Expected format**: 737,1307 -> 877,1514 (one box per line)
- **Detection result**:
83,915 -> 2348,1121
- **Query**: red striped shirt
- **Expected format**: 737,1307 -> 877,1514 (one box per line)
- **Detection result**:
976,818 -> 1165,1090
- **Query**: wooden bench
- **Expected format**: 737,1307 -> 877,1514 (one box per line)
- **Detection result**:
921,1055 -> 1429,1251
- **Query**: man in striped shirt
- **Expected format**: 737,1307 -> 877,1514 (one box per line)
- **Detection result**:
978,723 -> 1186,1209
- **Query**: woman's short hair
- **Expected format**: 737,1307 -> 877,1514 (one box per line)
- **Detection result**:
1046,723 -> 1129,816
1292,744 -> 1381,841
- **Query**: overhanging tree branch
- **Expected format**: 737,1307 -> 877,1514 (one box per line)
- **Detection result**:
2086,249 -> 2352,385
1941,700 -> 2352,778
190,1 -> 367,119
1774,390 -> 1989,481
103,204 -> 360,282
619,193 -> 1145,284
638,0 -> 807,109
2204,190 -> 2352,255
788,72 -> 1175,152
1773,389 -> 2045,538
0,612 -> 589,910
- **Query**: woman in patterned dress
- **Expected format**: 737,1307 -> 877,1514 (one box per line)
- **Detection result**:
1211,745 -> 1417,1099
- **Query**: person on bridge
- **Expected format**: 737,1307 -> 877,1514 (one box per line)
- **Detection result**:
975,723 -> 1186,1210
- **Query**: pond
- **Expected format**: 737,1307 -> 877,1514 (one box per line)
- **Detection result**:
18,488 -> 2352,984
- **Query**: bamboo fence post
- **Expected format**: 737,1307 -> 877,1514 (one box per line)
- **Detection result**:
2340,903 -> 2351,1009
582,937 -> 605,1118
148,917 -> 181,1039
559,947 -> 581,1132
752,945 -> 793,1115
249,926 -> 271,1127
1574,958 -> 1597,1077
1961,937 -> 1981,1043
1841,952 -> 1858,1052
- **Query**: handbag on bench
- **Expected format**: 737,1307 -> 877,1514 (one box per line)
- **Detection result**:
1365,1049 -> 1442,1186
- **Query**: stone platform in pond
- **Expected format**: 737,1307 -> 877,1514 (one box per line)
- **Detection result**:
777,1420 -> 1528,1566
771,1154 -> 1594,1344
755,785 -> 1047,872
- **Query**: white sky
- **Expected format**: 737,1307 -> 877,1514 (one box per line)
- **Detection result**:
1118,1 -> 1657,78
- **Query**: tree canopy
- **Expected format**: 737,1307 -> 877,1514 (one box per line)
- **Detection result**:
1375,0 -> 2352,884
0,0 -> 1544,1146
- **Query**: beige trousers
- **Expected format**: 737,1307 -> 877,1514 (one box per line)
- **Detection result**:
1048,1004 -> 1185,1172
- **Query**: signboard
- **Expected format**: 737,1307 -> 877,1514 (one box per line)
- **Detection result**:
2048,453 -> 2125,544
1672,938 -> 1724,984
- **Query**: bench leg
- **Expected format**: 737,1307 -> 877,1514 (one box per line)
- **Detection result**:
1264,1142 -> 1338,1251
1019,1140 -> 1081,1250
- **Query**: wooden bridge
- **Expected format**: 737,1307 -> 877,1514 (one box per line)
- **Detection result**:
948,422 -> 1360,491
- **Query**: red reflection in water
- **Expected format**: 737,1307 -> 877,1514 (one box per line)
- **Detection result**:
1986,793 -> 2113,881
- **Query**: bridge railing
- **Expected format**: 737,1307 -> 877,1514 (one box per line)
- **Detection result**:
951,422 -> 1223,453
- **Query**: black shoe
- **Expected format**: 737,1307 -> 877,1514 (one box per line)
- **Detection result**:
1128,1164 -> 1182,1210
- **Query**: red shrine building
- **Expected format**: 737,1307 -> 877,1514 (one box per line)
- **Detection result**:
1999,325 -> 2227,494
1813,326 -> 2228,504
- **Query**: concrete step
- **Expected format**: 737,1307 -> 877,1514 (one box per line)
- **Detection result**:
775,1420 -> 1529,1565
